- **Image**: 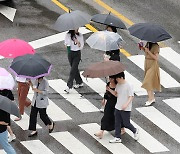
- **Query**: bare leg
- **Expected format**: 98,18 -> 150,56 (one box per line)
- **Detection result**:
121,128 -> 126,135
94,130 -> 104,139
7,126 -> 13,136
147,90 -> 155,101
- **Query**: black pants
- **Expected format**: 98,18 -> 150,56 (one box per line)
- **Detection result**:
67,50 -> 83,88
114,109 -> 136,138
29,106 -> 52,131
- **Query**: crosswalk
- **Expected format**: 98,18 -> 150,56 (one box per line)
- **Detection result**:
1,76 -> 180,154
0,29 -> 180,154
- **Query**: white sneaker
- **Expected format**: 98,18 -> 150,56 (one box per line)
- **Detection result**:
8,134 -> 16,142
134,128 -> 139,141
99,107 -> 104,113
73,83 -> 84,89
109,137 -> 122,143
145,99 -> 155,106
64,88 -> 72,94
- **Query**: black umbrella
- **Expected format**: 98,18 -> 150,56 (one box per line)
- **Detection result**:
53,10 -> 91,32
0,95 -> 21,118
9,54 -> 52,79
91,13 -> 127,29
128,23 -> 172,42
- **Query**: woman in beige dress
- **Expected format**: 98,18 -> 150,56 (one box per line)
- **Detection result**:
141,42 -> 161,106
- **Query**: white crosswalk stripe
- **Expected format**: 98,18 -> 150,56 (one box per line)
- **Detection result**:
50,131 -> 94,154
11,113 -> 41,130
136,106 -> 180,144
163,98 -> 180,114
29,27 -> 91,49
128,55 -> 180,88
128,120 -> 169,153
0,4 -> 16,22
160,47 -> 180,70
21,140 -> 54,154
79,123 -> 134,154
49,79 -> 99,113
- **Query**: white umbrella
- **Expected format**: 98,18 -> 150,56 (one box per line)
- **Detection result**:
86,31 -> 123,51
0,67 -> 15,90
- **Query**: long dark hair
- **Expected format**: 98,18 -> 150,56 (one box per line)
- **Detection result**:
109,75 -> 118,84
145,42 -> 158,50
106,25 -> 117,33
68,30 -> 79,41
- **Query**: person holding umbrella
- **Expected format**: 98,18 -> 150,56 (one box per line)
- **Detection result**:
64,28 -> 84,93
28,77 -> 54,137
104,25 -> 121,62
140,42 -> 161,106
94,75 -> 126,139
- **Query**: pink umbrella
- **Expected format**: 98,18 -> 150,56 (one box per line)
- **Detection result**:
0,39 -> 35,58
0,67 -> 15,90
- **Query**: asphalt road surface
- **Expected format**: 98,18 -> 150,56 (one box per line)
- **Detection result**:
0,0 -> 180,154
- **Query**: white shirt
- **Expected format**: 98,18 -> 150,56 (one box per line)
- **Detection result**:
16,77 -> 27,83
115,82 -> 134,111
64,32 -> 84,51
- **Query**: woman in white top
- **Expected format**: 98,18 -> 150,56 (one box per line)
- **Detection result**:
64,29 -> 84,93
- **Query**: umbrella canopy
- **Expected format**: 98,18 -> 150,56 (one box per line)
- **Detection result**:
128,23 -> 172,42
9,54 -> 52,79
53,10 -> 91,32
0,67 -> 15,90
86,31 -> 123,51
91,13 -> 127,29
82,60 -> 125,78
0,39 -> 35,58
0,95 -> 21,118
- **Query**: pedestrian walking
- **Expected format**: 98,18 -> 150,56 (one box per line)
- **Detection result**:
0,89 -> 16,142
94,75 -> 125,139
140,42 -> 161,106
15,77 -> 31,121
28,77 -> 54,137
0,109 -> 16,154
108,72 -> 139,143
64,29 -> 84,93
104,25 -> 120,62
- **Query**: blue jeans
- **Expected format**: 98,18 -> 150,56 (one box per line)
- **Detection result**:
0,130 -> 16,154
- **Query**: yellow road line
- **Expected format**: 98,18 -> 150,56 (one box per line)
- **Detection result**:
51,0 -> 131,57
94,0 -> 167,48
94,0 -> 134,26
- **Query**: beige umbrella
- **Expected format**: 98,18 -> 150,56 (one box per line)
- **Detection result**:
82,60 -> 125,78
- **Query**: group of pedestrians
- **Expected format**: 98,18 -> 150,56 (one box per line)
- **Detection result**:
62,24 -> 161,143
0,23 -> 161,153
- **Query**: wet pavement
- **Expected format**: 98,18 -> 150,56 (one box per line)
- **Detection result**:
0,0 -> 180,154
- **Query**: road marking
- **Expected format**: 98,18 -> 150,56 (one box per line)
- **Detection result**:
21,140 -> 54,154
50,131 -> 94,154
163,98 -> 180,114
11,113 -> 41,130
178,41 -> 180,43
81,71 -> 147,96
160,47 -> 180,70
0,4 -> 16,22
128,120 -> 169,153
27,90 -> 72,121
93,0 -> 134,26
79,123 -> 134,154
49,79 -> 99,113
136,106 -> 180,144
51,0 -> 131,57
29,27 -> 91,49
128,55 -> 180,88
